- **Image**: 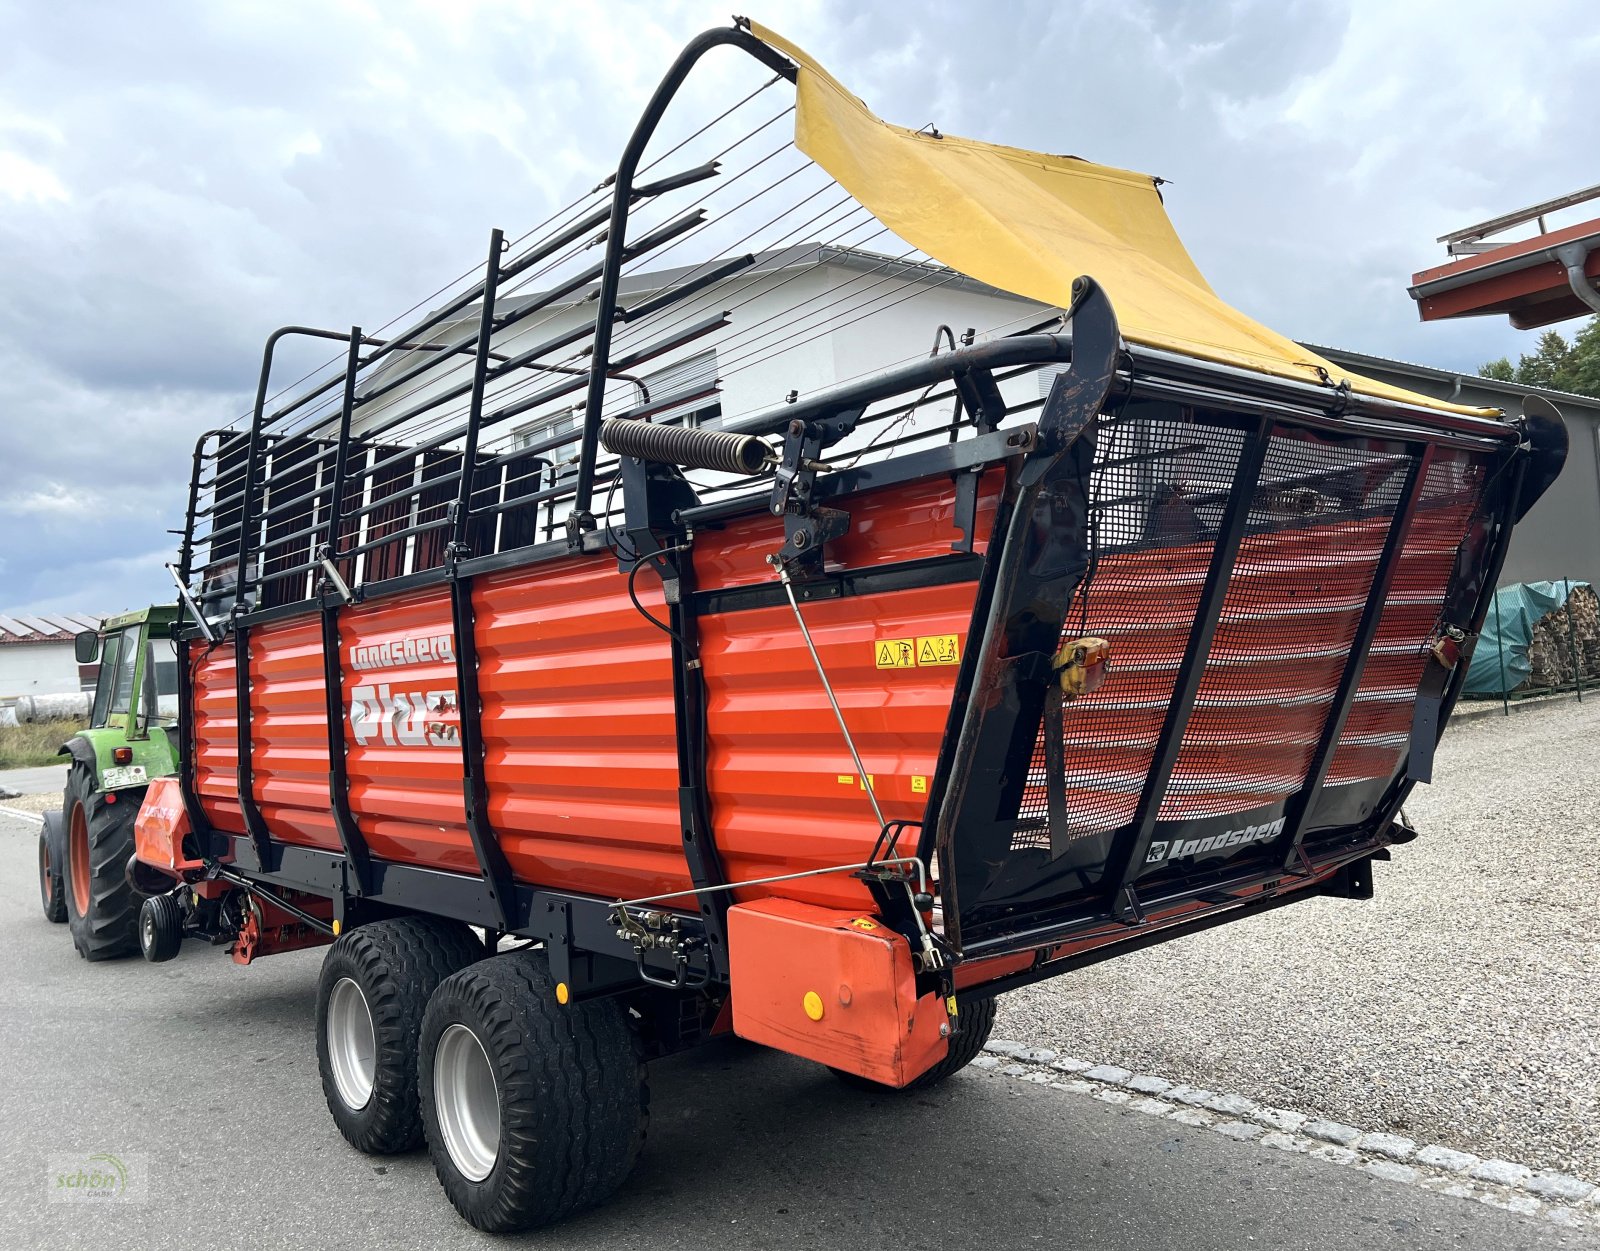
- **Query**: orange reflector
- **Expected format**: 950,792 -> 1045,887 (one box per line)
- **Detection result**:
113,747 -> 133,765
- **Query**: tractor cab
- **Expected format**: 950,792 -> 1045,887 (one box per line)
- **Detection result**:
74,605 -> 182,748
40,604 -> 184,960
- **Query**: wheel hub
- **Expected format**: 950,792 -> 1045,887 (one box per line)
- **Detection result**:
326,977 -> 377,1111
68,802 -> 90,917
433,1023 -> 500,1182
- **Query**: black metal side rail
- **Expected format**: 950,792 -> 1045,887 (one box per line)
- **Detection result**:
202,830 -> 712,995
960,830 -> 1394,970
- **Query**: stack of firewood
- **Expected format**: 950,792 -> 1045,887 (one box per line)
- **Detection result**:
1526,583 -> 1600,690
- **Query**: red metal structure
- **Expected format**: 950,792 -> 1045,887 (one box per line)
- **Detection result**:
120,21 -> 1566,1233
1410,184 -> 1600,328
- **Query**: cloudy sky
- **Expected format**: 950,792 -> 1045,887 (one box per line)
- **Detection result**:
1,0 -> 1595,615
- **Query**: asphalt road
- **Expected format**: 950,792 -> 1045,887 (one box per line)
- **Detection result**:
0,761 -> 68,795
1,812 -> 1591,1251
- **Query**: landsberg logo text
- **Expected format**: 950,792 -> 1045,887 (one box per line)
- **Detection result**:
349,632 -> 455,672
1144,817 -> 1285,866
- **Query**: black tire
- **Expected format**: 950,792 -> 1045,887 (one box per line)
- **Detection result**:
63,759 -> 140,960
419,951 -> 648,1233
38,826 -> 67,924
315,916 -> 486,1155
139,894 -> 183,963
830,995 -> 998,1093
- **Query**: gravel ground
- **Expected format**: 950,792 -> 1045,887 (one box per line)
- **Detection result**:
997,697 -> 1600,1179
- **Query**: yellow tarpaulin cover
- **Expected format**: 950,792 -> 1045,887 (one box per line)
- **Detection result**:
749,23 -> 1492,418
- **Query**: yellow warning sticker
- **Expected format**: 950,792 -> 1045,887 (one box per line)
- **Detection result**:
837,774 -> 855,786
850,918 -> 878,931
875,635 -> 961,668
875,638 -> 916,669
911,775 -> 928,794
917,634 -> 961,666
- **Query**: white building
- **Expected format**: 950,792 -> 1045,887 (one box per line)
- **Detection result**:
0,612 -> 104,701
351,243 -> 1058,486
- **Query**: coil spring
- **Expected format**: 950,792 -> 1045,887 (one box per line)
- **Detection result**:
600,417 -> 771,476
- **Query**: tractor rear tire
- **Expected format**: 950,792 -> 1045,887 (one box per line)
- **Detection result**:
39,824 -> 67,924
63,760 -> 140,960
419,951 -> 648,1232
315,916 -> 486,1155
829,994 -> 998,1093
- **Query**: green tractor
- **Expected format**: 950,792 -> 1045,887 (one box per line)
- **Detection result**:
38,605 -> 181,960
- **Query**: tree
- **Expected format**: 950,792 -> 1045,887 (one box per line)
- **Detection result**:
1479,316 -> 1600,398
1562,316 -> 1600,397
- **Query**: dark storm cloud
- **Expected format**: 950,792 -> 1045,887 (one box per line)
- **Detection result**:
0,0 -> 1594,613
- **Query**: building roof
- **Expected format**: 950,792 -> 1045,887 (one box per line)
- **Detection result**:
0,612 -> 103,645
1302,343 -> 1600,413
1409,186 -> 1600,329
484,243 -> 1039,323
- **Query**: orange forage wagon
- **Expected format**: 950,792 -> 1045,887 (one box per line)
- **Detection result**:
121,20 -> 1564,1233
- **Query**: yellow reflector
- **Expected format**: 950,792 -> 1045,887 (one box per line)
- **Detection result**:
802,990 -> 825,1021
332,919 -> 342,937
556,982 -> 570,1005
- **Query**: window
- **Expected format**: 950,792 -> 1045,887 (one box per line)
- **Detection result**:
634,349 -> 720,427
513,407 -> 578,455
108,626 -> 140,716
90,633 -> 120,728
145,636 -> 179,722
511,408 -> 581,490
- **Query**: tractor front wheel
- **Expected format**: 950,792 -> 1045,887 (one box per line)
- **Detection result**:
38,823 -> 66,924
63,760 -> 140,960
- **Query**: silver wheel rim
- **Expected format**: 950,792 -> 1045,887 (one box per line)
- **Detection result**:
327,977 -> 377,1111
434,1023 -> 500,1182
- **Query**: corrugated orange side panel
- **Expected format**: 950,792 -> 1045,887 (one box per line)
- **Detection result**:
340,588 -> 476,871
251,615 -> 340,851
473,556 -> 690,902
191,471 -> 1001,912
695,471 -> 1002,590
698,473 -> 998,911
191,639 -> 241,832
701,584 -> 974,911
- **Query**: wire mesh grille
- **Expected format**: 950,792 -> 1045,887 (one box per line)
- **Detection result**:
1323,449 -> 1489,790
1012,405 -> 1246,849
1157,430 -> 1410,820
1013,410 -> 1478,855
